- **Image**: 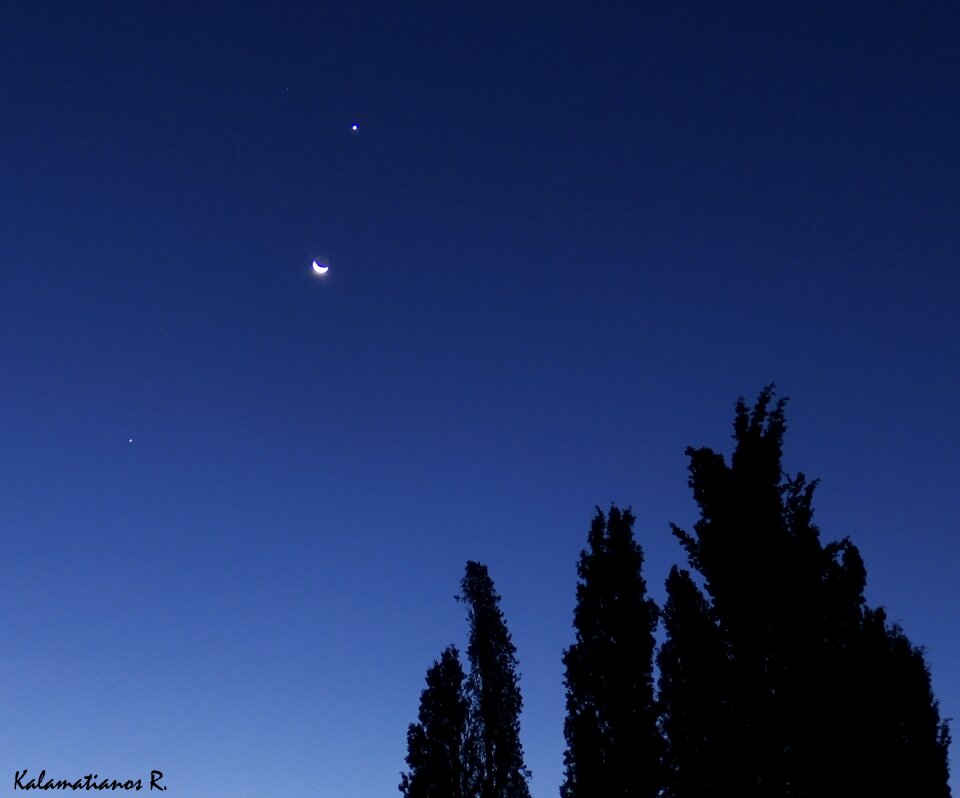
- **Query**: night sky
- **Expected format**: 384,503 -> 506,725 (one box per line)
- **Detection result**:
2,3 -> 958,796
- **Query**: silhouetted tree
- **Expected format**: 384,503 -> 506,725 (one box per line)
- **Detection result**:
560,506 -> 661,798
661,386 -> 952,797
399,646 -> 469,798
849,607 -> 952,797
458,561 -> 531,798
657,565 -> 743,798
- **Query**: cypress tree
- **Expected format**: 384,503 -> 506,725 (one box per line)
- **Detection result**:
399,646 -> 469,798
458,561 -> 532,798
657,565 -> 742,798
561,506 -> 661,798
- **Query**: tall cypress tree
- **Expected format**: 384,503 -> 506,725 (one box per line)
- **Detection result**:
561,506 -> 661,798
399,646 -> 469,798
661,386 -> 952,797
657,565 -> 742,798
400,563 -> 531,798
458,561 -> 531,798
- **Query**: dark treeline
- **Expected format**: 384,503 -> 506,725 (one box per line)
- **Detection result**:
399,388 -> 952,798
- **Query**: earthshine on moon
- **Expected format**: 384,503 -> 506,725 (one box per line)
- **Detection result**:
312,258 -> 329,275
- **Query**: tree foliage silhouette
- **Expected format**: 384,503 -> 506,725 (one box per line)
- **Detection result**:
401,389 -> 951,798
657,564 -> 742,797
561,506 -> 661,798
659,386 -> 952,797
400,645 -> 469,798
401,562 -> 531,798
851,606 -> 952,797
458,561 -> 532,798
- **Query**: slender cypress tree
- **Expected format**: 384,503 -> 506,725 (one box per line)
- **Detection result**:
458,561 -> 531,798
561,506 -> 661,798
400,646 -> 469,798
657,566 -> 742,798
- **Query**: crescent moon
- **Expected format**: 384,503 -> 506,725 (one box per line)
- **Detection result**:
312,259 -> 329,275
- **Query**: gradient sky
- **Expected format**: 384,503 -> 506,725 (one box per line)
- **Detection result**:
2,2 -> 958,796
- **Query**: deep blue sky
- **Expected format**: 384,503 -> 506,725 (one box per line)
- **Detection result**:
2,2 -> 958,795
